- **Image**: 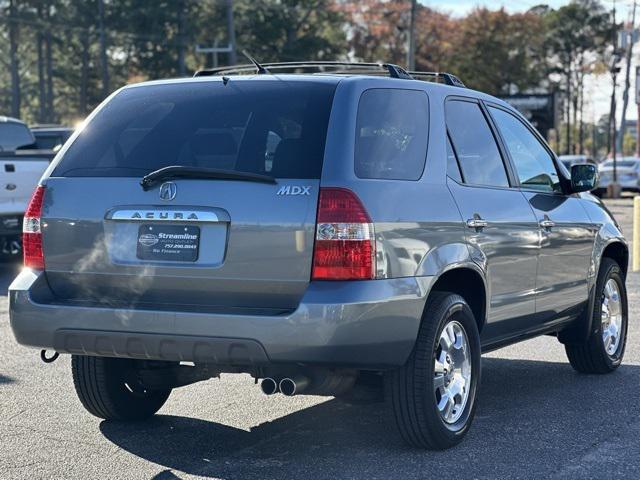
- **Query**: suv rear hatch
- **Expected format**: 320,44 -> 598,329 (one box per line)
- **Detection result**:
41,78 -> 337,313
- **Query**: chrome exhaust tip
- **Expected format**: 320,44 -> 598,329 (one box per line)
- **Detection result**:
279,376 -> 310,396
260,377 -> 278,395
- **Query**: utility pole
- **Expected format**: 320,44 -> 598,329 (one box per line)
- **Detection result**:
9,0 -> 20,119
195,0 -> 237,68
98,0 -> 110,99
617,0 -> 637,156
226,0 -> 237,65
406,0 -> 417,70
636,65 -> 640,156
177,0 -> 186,76
610,0 -> 622,197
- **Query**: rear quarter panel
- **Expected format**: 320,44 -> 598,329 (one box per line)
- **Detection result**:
321,78 -> 469,280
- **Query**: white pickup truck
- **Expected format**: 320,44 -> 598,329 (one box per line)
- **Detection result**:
0,117 -> 53,258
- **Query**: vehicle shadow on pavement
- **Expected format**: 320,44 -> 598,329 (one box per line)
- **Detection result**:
99,358 -> 640,479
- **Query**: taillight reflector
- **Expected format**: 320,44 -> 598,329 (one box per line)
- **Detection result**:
23,185 -> 45,270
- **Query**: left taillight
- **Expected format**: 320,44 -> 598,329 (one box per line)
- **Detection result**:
311,187 -> 376,281
23,185 -> 45,270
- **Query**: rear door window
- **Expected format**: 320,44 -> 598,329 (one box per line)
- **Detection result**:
355,89 -> 429,180
53,80 -> 337,179
446,100 -> 509,188
446,135 -> 462,182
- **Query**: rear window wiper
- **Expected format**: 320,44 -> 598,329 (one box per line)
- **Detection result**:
140,165 -> 276,190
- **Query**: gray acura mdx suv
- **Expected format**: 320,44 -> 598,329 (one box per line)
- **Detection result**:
9,62 -> 629,450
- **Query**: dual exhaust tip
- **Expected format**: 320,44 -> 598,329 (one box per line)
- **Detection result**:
260,376 -> 309,396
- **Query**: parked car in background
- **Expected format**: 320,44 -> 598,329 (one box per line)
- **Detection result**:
597,157 -> 640,194
29,125 -> 74,151
0,117 -> 56,260
0,150 -> 54,258
0,116 -> 36,151
558,154 -> 596,170
8,62 -> 628,450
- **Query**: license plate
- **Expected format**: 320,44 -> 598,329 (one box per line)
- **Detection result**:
136,224 -> 200,262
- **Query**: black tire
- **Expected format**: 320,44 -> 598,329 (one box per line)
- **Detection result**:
565,258 -> 628,374
71,355 -> 171,421
387,292 -> 481,450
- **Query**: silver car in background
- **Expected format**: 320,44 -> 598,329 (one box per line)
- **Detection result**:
598,157 -> 640,193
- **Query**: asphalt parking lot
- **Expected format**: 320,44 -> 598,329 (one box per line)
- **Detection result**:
1,197 -> 639,480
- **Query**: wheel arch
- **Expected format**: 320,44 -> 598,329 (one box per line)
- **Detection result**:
601,241 -> 629,280
559,241 -> 628,345
425,264 -> 488,334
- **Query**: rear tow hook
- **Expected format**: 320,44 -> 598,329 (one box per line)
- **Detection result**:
40,350 -> 59,364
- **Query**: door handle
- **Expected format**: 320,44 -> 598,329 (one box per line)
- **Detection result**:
466,218 -> 488,230
539,219 -> 555,230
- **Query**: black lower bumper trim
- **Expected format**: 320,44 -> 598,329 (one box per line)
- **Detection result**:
52,329 -> 270,365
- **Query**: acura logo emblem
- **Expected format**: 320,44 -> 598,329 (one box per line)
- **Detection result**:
159,182 -> 177,201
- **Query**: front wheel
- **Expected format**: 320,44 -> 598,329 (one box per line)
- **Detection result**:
565,258 -> 628,373
387,292 -> 481,450
71,355 -> 172,421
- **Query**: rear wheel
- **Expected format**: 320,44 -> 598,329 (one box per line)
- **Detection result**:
565,258 -> 628,373
387,292 -> 481,450
71,355 -> 171,420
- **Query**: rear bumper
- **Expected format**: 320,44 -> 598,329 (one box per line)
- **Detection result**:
9,269 -> 432,368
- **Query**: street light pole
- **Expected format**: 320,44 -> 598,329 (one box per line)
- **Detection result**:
617,0 -> 637,157
407,0 -> 417,70
610,0 -> 621,197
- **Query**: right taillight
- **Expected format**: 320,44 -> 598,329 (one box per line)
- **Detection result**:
23,185 -> 45,270
312,187 -> 376,281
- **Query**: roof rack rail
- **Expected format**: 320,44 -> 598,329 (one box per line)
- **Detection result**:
407,71 -> 466,88
193,61 -> 465,87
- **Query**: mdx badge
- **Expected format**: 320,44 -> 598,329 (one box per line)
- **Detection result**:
159,182 -> 177,201
277,185 -> 311,196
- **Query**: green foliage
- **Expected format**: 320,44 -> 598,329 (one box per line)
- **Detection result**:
233,0 -> 347,62
0,0 -> 618,134
449,8 -> 548,96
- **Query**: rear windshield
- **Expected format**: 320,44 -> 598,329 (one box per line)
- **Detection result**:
53,80 -> 337,179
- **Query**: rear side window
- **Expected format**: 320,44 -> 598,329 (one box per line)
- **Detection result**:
446,100 -> 509,188
53,80 -> 337,179
355,89 -> 429,180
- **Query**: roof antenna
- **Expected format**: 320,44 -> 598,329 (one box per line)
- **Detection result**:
242,50 -> 270,75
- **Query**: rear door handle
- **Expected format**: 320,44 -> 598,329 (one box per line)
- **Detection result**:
466,218 -> 488,230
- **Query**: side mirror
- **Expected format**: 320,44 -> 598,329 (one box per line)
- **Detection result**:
570,164 -> 598,193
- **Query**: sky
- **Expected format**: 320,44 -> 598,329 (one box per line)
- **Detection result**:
422,0 -> 638,122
